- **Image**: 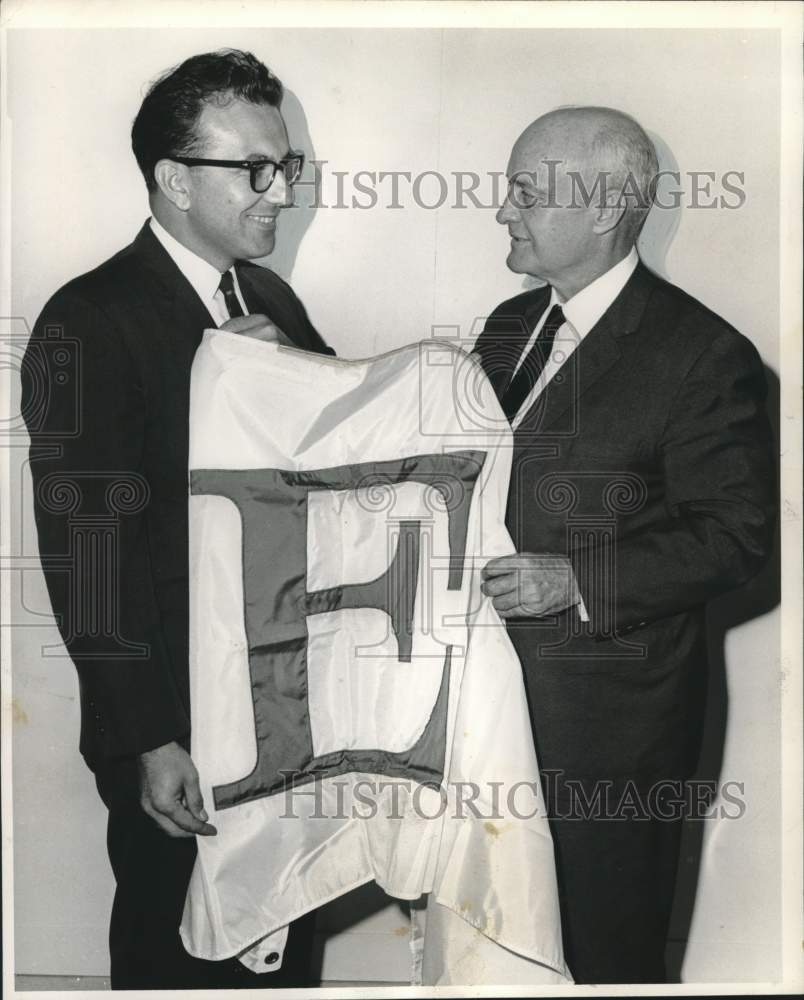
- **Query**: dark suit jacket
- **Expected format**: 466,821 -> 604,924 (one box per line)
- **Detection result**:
22,221 -> 333,769
473,262 -> 775,786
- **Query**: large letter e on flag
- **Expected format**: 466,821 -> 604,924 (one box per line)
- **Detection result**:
191,451 -> 485,810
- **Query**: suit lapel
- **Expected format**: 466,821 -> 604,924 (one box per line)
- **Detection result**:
172,279 -> 217,349
130,222 -> 217,345
515,263 -> 657,435
518,319 -> 622,434
479,285 -> 551,398
511,288 -> 555,392
235,266 -> 266,315
237,265 -> 295,338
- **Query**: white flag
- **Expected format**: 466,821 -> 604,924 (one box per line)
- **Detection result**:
180,330 -> 570,985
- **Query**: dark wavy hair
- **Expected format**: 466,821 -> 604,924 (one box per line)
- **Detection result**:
131,49 -> 283,191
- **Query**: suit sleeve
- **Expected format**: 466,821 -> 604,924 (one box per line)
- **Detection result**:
22,292 -> 190,760
572,330 -> 776,634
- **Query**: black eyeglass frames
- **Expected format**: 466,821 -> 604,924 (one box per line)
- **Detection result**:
171,151 -> 305,194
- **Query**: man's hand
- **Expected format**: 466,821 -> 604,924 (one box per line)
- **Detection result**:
481,552 -> 580,618
220,313 -> 292,345
138,741 -> 217,838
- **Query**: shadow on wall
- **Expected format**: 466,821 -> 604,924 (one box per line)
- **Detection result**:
638,131 -> 682,280
258,88 -> 317,283
666,363 -> 781,982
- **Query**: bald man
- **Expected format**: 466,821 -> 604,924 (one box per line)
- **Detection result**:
472,107 -> 774,983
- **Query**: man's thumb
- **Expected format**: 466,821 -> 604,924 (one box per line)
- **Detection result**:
184,775 -> 209,822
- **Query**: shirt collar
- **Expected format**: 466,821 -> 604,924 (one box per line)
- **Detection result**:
558,246 -> 639,338
149,216 -> 231,311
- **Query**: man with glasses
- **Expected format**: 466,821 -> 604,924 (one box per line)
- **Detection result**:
22,49 -> 330,989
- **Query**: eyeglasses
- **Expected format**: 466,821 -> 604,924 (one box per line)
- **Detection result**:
171,151 -> 305,194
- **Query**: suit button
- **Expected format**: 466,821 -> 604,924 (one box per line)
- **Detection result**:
264,952 -> 280,966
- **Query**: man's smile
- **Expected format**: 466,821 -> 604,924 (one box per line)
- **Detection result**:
247,214 -> 278,228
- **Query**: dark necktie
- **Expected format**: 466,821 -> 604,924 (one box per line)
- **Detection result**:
501,304 -> 565,422
218,270 -> 244,319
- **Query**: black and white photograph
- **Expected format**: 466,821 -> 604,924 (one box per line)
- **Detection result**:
1,1 -> 801,996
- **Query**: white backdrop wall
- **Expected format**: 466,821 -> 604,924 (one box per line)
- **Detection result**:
8,26 -> 781,982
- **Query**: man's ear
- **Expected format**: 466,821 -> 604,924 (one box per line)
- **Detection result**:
153,159 -> 192,211
592,197 -> 626,236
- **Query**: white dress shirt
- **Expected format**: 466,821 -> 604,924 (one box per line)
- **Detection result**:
510,247 -> 639,430
149,217 -> 249,325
